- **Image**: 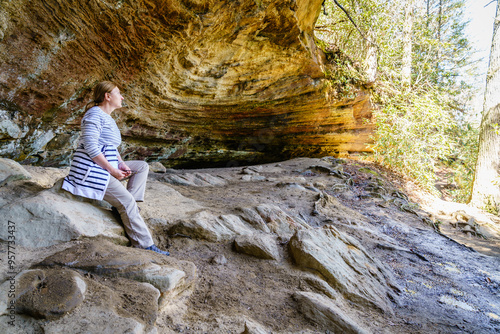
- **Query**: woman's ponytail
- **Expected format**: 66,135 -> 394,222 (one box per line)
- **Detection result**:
84,81 -> 117,112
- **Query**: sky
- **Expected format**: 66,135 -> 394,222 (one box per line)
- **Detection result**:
463,0 -> 496,116
465,0 -> 496,73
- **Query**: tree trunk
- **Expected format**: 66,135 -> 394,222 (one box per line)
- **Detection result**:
436,0 -> 443,80
470,1 -> 500,210
402,0 -> 414,86
363,29 -> 378,82
426,0 -> 431,29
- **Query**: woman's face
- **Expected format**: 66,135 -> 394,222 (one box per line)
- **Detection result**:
107,87 -> 124,109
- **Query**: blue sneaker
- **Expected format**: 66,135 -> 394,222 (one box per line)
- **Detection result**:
145,244 -> 170,256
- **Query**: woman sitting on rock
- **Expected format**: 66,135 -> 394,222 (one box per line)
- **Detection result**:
62,81 -> 169,255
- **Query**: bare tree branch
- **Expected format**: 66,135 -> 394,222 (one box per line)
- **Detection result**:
485,1 -> 496,8
332,0 -> 378,48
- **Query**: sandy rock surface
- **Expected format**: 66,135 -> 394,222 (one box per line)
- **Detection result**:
234,233 -> 280,261
0,157 -> 499,333
289,226 -> 399,313
293,291 -> 369,334
0,158 -> 31,186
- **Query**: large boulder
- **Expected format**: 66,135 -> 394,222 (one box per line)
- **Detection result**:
0,269 -> 86,320
42,276 -> 160,334
289,225 -> 399,313
234,233 -> 280,261
40,240 -> 196,305
39,240 -> 197,308
0,190 -> 127,248
0,158 -> 31,186
0,267 -> 160,334
293,291 -> 369,334
169,203 -> 309,243
169,210 -> 255,242
0,239 -> 196,332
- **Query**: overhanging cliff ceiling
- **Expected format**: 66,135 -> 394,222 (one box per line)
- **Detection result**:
0,0 -> 373,167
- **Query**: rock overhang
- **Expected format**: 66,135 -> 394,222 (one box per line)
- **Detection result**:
0,0 -> 373,168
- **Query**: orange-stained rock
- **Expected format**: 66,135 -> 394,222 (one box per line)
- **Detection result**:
0,0 -> 373,168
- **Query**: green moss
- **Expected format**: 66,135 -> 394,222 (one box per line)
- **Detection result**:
41,107 -> 61,123
0,99 -> 20,112
358,167 -> 380,176
314,37 -> 368,100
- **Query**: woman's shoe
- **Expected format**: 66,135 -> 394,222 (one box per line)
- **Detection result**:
145,244 -> 170,256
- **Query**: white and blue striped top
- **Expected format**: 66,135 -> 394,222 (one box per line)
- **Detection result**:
62,106 -> 122,200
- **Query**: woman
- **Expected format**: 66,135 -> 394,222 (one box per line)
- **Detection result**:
62,81 -> 169,255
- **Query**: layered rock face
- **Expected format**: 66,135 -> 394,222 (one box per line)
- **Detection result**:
0,0 -> 372,168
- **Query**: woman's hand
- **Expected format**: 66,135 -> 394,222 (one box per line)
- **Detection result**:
110,167 -> 130,180
91,154 -> 131,180
118,161 -> 131,172
116,161 -> 133,180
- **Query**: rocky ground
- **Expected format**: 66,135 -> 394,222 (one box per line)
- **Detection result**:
0,157 -> 499,333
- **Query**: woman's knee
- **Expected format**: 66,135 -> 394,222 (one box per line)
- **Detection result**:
138,161 -> 149,173
128,160 -> 149,173
105,189 -> 136,209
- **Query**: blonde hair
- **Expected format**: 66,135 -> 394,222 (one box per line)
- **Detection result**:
85,81 -> 118,112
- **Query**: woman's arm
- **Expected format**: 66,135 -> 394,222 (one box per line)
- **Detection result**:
116,152 -> 131,172
92,153 -> 130,180
81,117 -> 104,159
81,111 -> 130,180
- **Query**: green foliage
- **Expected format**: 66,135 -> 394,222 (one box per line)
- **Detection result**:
315,0 -> 480,201
316,0 -> 396,74
316,41 -> 366,99
412,0 -> 475,94
442,122 -> 479,202
372,84 -> 479,198
372,88 -> 454,194
481,195 -> 500,216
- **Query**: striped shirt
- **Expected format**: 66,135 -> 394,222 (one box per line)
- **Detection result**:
62,107 -> 122,200
80,106 -> 122,158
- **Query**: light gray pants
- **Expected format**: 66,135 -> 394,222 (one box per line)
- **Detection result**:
103,160 -> 154,248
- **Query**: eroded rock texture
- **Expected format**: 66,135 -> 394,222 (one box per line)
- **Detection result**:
1,159 -> 500,333
0,0 -> 373,167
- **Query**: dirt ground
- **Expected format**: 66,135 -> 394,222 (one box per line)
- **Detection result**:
145,157 -> 500,333
2,157 -> 499,333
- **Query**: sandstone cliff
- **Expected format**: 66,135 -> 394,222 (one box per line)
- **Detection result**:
0,0 -> 372,168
